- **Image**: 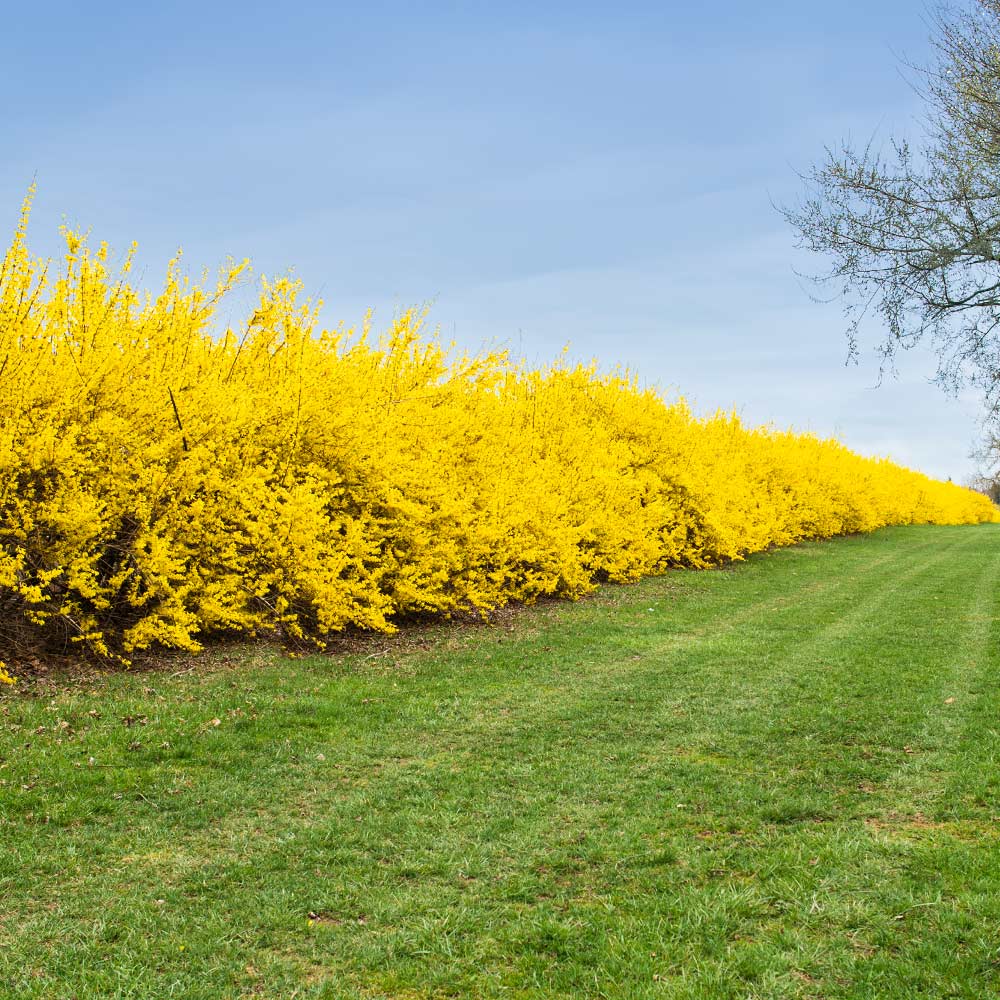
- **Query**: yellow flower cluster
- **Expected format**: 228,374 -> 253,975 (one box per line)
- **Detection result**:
1,191 -> 995,664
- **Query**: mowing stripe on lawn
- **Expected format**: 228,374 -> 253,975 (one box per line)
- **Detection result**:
2,525 -> 1000,1000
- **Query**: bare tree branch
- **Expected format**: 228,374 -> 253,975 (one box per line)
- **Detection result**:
783,1 -> 1000,404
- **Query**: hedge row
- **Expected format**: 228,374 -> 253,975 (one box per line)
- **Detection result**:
0,194 -> 994,677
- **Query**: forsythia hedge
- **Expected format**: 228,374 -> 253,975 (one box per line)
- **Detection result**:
0,191 -> 995,671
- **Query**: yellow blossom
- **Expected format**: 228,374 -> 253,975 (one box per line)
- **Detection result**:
0,196 -> 994,664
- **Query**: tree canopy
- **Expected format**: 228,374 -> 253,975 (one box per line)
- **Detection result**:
784,1 -> 1000,414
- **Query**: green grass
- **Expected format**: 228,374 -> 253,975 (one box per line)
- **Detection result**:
3,524 -> 1000,999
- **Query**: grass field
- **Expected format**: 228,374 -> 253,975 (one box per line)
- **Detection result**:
2,524 -> 1000,999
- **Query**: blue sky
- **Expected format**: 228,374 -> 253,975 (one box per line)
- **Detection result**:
1,1 -> 982,480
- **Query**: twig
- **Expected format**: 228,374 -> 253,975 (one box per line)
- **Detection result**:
167,387 -> 189,452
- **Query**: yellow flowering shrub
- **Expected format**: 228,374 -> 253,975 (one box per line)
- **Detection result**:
0,190 -> 995,666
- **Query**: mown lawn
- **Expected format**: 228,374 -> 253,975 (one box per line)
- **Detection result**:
2,524 -> 1000,999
